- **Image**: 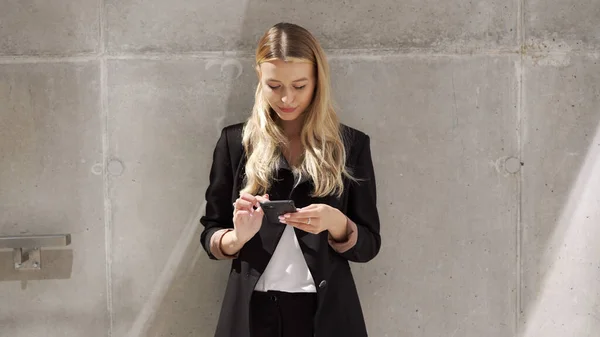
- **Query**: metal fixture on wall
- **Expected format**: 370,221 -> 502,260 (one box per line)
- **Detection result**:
0,234 -> 71,271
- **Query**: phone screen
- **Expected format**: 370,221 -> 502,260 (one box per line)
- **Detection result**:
259,200 -> 297,223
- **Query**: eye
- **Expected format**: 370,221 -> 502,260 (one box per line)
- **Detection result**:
267,84 -> 280,89
294,85 -> 306,90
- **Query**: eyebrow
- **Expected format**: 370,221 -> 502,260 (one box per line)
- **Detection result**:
266,77 -> 309,83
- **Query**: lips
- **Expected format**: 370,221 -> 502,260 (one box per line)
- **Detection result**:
279,106 -> 297,113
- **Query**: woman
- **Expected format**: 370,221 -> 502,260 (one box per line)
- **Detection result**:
200,22 -> 381,337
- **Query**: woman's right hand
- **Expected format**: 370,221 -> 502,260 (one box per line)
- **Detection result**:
232,192 -> 269,244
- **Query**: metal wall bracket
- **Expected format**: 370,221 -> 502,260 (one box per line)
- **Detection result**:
0,234 -> 71,271
13,248 -> 41,270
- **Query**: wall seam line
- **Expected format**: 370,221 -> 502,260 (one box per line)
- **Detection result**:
99,0 -> 114,336
516,0 -> 526,335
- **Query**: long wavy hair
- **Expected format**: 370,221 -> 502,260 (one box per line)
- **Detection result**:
240,22 -> 353,198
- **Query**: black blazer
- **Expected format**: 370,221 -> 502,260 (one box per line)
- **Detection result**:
200,122 -> 381,337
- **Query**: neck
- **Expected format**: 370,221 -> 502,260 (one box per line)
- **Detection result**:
280,118 -> 303,139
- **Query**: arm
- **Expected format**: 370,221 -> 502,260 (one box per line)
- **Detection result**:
199,127 -> 239,260
328,134 -> 381,263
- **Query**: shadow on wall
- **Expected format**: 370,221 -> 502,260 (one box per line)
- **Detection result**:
111,65 -> 254,336
119,6 -> 264,337
127,9 -> 345,337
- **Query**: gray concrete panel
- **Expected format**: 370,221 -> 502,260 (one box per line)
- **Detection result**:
526,0 -> 600,51
106,58 -> 254,337
106,0 -> 517,54
331,55 -> 520,336
105,54 -> 519,336
521,55 -> 600,336
0,0 -> 99,56
0,63 -> 107,336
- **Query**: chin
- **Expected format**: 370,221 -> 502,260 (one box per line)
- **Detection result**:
276,112 -> 302,121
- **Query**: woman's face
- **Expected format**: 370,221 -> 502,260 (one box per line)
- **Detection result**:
258,59 -> 316,122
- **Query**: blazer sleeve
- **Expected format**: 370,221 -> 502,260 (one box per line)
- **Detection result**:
199,127 -> 236,260
336,134 -> 382,263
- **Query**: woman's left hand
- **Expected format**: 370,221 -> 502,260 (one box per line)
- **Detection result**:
279,204 -> 347,237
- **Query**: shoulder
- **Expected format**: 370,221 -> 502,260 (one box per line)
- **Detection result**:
222,122 -> 245,137
219,122 -> 245,145
212,122 -> 245,156
340,123 -> 370,155
340,123 -> 369,140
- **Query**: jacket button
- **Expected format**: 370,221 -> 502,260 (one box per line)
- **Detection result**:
318,280 -> 327,288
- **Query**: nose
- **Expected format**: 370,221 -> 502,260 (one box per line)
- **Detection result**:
281,88 -> 294,104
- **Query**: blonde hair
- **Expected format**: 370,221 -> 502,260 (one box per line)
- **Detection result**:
241,22 -> 353,198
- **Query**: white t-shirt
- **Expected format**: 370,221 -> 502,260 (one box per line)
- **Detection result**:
254,224 -> 316,292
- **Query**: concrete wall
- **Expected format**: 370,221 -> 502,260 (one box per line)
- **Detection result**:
1,0 -> 599,336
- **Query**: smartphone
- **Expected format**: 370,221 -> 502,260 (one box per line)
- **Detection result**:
259,200 -> 297,223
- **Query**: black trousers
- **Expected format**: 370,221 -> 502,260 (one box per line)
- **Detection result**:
250,290 -> 317,337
